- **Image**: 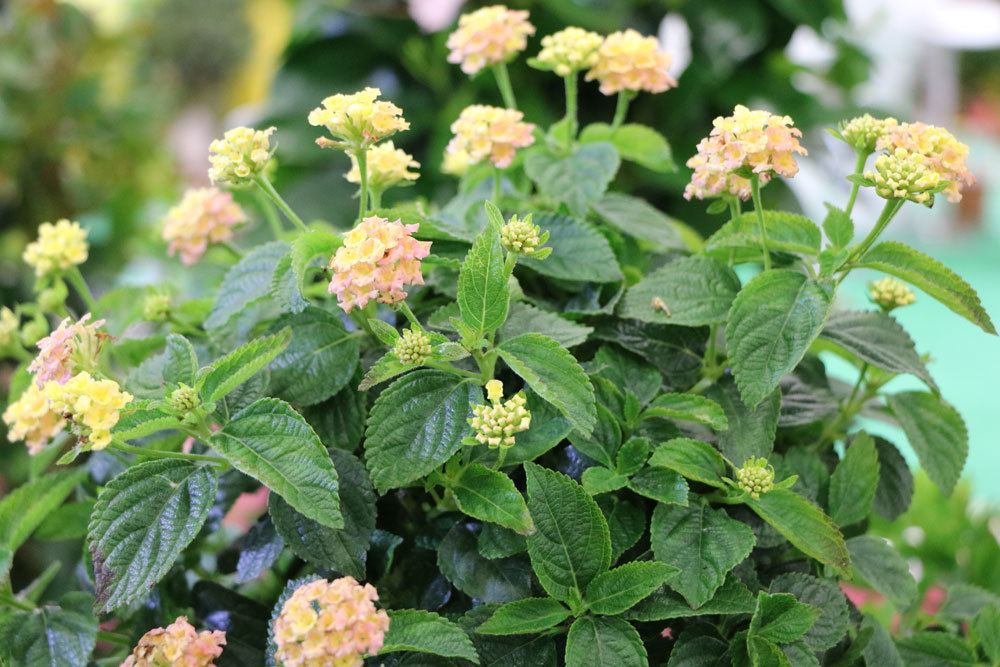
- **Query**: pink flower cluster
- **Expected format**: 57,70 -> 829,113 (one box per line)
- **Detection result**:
446,5 -> 535,75
272,576 -> 390,667
585,29 -> 677,96
684,105 -> 807,201
162,187 -> 247,265
328,215 -> 431,313
444,105 -> 536,172
876,122 -> 974,203
28,313 -> 105,387
121,616 -> 226,667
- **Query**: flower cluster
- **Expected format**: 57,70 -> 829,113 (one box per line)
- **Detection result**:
446,5 -> 535,75
877,122 -> 973,203
735,457 -> 775,499
865,148 -> 941,205
44,371 -> 133,450
309,87 -> 410,150
23,219 -> 89,277
142,293 -> 172,322
444,105 -> 535,172
28,314 -> 106,387
272,576 -> 389,667
122,616 -> 226,667
469,380 -> 531,448
0,307 -> 18,348
162,188 -> 247,265
585,29 -> 676,96
346,141 -> 419,193
2,383 -> 66,455
328,215 -> 432,313
208,126 -> 276,186
500,214 -> 544,255
839,114 -> 898,154
532,27 -> 603,76
393,328 -> 432,365
684,105 -> 807,200
869,277 -> 916,310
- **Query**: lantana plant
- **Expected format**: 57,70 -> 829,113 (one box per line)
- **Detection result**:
1,6 -> 999,667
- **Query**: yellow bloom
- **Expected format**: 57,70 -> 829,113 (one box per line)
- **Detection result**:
864,147 -> 941,205
23,219 -> 89,277
444,105 -> 535,171
446,5 -> 535,75
876,122 -> 973,203
0,307 -> 18,348
532,27 -> 603,77
208,126 -> 276,186
309,88 -> 409,149
585,29 -> 676,96
346,141 -> 420,194
869,277 -> 916,311
2,383 -> 65,455
44,372 -> 132,450
840,114 -> 898,154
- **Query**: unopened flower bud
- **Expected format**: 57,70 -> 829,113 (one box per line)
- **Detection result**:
169,383 -> 201,414
865,147 -> 941,205
532,27 -> 603,77
869,277 -> 915,311
393,328 -> 432,365
469,382 -> 531,448
500,214 -> 542,255
143,293 -> 172,322
0,307 -> 18,348
38,280 -> 68,313
20,318 -> 48,348
736,457 -> 775,499
839,114 -> 898,154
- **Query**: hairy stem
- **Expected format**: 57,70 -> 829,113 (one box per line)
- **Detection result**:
255,174 -> 307,232
611,90 -> 632,129
563,74 -> 578,150
66,266 -> 98,313
356,147 -> 369,221
845,151 -> 868,216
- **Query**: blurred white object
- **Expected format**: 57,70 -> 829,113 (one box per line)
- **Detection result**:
658,14 -> 692,80
409,0 -> 465,33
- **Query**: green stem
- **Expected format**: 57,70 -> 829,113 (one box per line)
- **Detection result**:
0,592 -> 34,611
815,364 -> 871,450
254,188 -> 285,240
254,174 -> 307,232
611,91 -> 632,129
396,301 -> 422,330
97,630 -> 133,647
427,361 -> 480,380
847,198 -> 902,267
355,147 -> 369,221
845,151 -> 868,216
111,440 -> 227,467
749,174 -> 772,271
221,241 -> 244,260
563,74 -> 578,150
65,266 -> 98,313
369,187 -> 382,212
492,167 -> 502,203
492,62 -> 518,109
494,446 -> 508,470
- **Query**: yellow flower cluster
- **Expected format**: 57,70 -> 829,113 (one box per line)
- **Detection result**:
469,380 -> 531,448
500,214 -> 543,255
865,147 -> 941,205
208,126 -> 276,186
346,141 -> 420,193
393,328 -> 432,365
44,372 -> 132,450
309,87 -> 409,149
869,277 -> 916,310
0,307 -> 18,347
877,122 -> 973,203
162,188 -> 247,266
446,5 -> 535,75
840,114 -> 898,154
736,457 -> 775,499
23,219 -> 89,277
273,577 -> 389,667
444,105 -> 536,172
585,29 -> 676,96
2,383 -> 65,455
533,27 -> 603,77
122,616 -> 226,667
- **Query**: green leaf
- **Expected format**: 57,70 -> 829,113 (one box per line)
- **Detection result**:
821,310 -> 936,390
290,229 -> 340,299
746,489 -> 850,575
524,142 -> 620,216
627,468 -> 688,505
271,252 -> 310,314
210,398 -> 342,529
266,308 -> 360,406
846,535 -> 918,609
0,595 -> 97,667
940,583 -> 1000,621
205,241 -> 287,330
592,319 -> 705,390
769,572 -> 850,651
438,523 -> 532,604
726,270 -> 832,408
163,334 -> 198,386
35,501 -> 94,542
197,329 -> 291,403
570,402 -> 622,468
498,333 -> 596,436
597,496 -> 646,564
859,241 -> 995,334
748,592 -> 819,645
519,213 -> 622,283
972,605 -> 1000,664
708,377 -> 781,464
873,437 -> 914,521
829,431 -> 879,526
364,370 -> 478,493
88,460 -> 217,612
565,616 -> 647,667
499,303 -> 592,348
616,438 -> 652,475
620,256 -> 741,327
886,391 -> 967,495
590,346 -> 662,406
451,463 -> 534,535
642,393 -> 728,431
748,636 -> 792,667
0,468 -> 87,561
479,597 -> 571,636
580,123 -> 676,172
650,500 -> 755,608
267,448 -> 374,579
585,561 -> 679,616
666,633 -> 730,667
582,466 -> 629,495
382,609 -> 480,663
524,463 -> 612,603
895,632 -> 977,666
592,193 -> 689,249
459,214 -> 510,338
625,575 -> 756,621
706,211 -> 822,257
649,438 -> 727,489
113,401 -> 179,441
822,205 -> 854,248
862,616 -> 904,667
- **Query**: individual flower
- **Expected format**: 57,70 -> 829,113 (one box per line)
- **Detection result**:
446,5 -> 535,75
272,576 -> 389,667
500,213 -> 548,256
0,307 -> 18,348
309,88 -> 409,150
684,105 -> 807,201
839,114 -> 898,154
328,215 -> 432,313
735,457 -> 775,499
585,29 -> 676,96
531,27 -> 603,77
469,379 -> 531,448
864,147 -> 941,205
346,141 -> 420,194
162,188 -> 247,265
393,328 -> 432,365
23,219 -> 89,277
869,277 -> 916,311
876,122 -> 973,203
122,616 -> 226,667
2,383 -> 65,455
28,314 -> 106,387
208,126 -> 276,186
444,105 -> 535,171
44,371 -> 132,450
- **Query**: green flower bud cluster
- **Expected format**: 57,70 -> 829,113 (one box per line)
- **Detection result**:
736,457 -> 775,499
469,381 -> 531,448
0,307 -> 18,348
500,214 -> 546,255
169,384 -> 201,414
143,293 -> 172,322
840,114 -> 898,154
865,147 -> 941,205
393,328 -> 432,365
869,277 -> 915,311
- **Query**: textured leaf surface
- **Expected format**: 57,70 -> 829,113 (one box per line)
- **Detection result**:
592,192 -> 687,248
519,213 -> 622,283
748,592 -> 819,645
829,431 -> 879,526
847,535 -> 918,608
382,609 -> 480,663
642,393 -> 728,431
565,616 -> 647,667
163,334 -> 198,385
266,308 -> 359,406
706,211 -> 822,256
821,310 -> 936,389
746,489 -> 850,574
625,575 -> 756,621
0,468 -> 87,558
0,595 -> 97,667
769,572 -> 849,651
585,561 -> 679,615
620,256 -> 740,327
206,241 -> 287,330
895,632 -> 977,666
649,438 -> 727,488
872,437 -> 914,521
438,523 -> 532,604
499,303 -> 592,348
198,329 -> 291,404
886,391 -> 967,495
234,517 -> 283,584
452,464 -> 534,535
524,142 -> 620,216
627,467 -> 688,505
459,217 -> 509,337
478,598 -> 571,636
580,123 -> 676,173
707,378 -> 780,463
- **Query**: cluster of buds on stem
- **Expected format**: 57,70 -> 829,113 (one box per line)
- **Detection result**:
838,114 -> 899,154
143,292 -> 172,322
869,277 -> 916,311
864,148 -> 941,206
393,328 -> 432,365
735,457 -> 775,499
208,126 -> 276,186
468,380 -> 531,448
530,27 -> 602,77
500,213 -> 549,258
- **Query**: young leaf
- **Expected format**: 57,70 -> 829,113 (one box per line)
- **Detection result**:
582,466 -> 629,495
769,572 -> 850,651
478,598 -> 571,636
88,460 -> 217,612
524,142 -> 620,216
112,401 -> 179,441
364,370 -> 478,493
872,437 -> 915,521
524,463 -> 612,603
451,463 -> 534,535
725,270 -> 832,408
205,241 -> 288,330
641,393 -> 728,431
828,431 -> 880,526
498,333 -> 596,436
381,609 -> 480,663
748,592 -> 820,645
585,561 -> 679,616
0,594 -> 98,667
565,616 -> 647,667
163,333 -> 198,386
590,345 -> 663,407
592,193 -> 690,249
437,523 -> 532,604
210,398 -> 343,529
821,310 -> 936,390
648,438 -> 728,489
266,308 -> 360,406
885,391 -> 967,496
846,535 -> 918,609
706,211 -> 822,257
627,468 -> 688,506
745,489 -> 850,575
580,123 -> 676,173
0,468 -> 87,563
197,328 -> 291,403
519,213 -> 622,283
707,376 -> 780,464
499,303 -> 593,348
458,215 -> 510,338
620,256 -> 741,327
624,575 -> 756,621
972,605 -> 1000,664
